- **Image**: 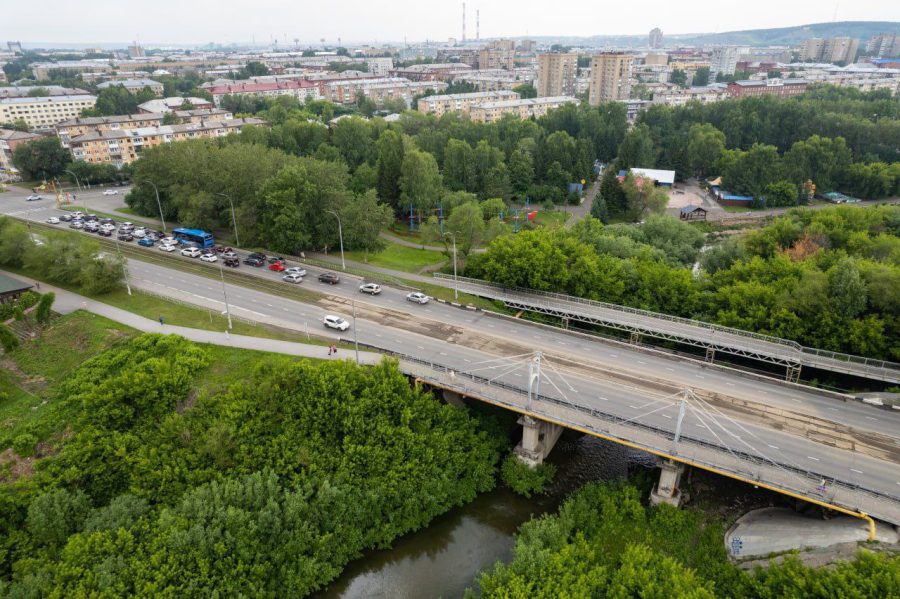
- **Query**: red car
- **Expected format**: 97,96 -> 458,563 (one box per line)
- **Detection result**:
268,261 -> 286,272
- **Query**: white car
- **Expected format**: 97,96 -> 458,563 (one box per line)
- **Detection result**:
222,250 -> 238,259
159,236 -> 177,246
159,243 -> 178,252
132,228 -> 146,238
359,283 -> 382,295
200,253 -> 218,263
181,247 -> 202,258
282,273 -> 303,284
46,216 -> 60,224
71,211 -> 85,219
406,292 -> 430,304
26,194 -> 42,201
120,222 -> 134,231
102,189 -> 119,196
69,220 -> 84,229
323,315 -> 350,331
284,267 -> 307,277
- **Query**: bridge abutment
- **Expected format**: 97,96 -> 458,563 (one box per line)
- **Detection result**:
514,415 -> 563,467
650,459 -> 687,507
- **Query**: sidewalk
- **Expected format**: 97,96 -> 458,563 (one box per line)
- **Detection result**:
1,272 -> 380,363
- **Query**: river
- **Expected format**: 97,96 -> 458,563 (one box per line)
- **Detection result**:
319,433 -> 656,599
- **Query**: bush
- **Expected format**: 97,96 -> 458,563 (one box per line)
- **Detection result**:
0,323 -> 19,352
500,454 -> 556,498
35,292 -> 55,324
12,433 -> 37,457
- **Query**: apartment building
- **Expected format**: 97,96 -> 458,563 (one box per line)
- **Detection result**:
868,33 -> 900,59
31,60 -> 113,80
0,129 -> 43,176
206,80 -> 321,106
537,53 -> 578,97
56,114 -> 166,147
365,57 -> 394,76
800,37 -> 860,64
68,117 -> 265,167
478,40 -> 516,70
0,86 -> 91,99
137,97 -> 215,113
326,78 -> 445,105
710,47 -> 738,79
726,79 -> 807,98
417,90 -> 519,116
649,28 -> 664,49
390,63 -> 473,82
588,53 -> 633,105
96,78 -> 164,96
652,86 -> 729,106
0,95 -> 97,131
469,96 -> 578,123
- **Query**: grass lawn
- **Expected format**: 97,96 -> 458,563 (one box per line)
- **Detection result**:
721,205 -> 762,213
344,243 -> 447,274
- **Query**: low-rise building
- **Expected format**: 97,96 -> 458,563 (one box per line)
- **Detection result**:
417,90 -> 519,116
389,63 -> 474,82
96,78 -> 164,96
326,78 -> 445,106
69,118 -> 265,167
137,97 -> 215,113
31,60 -> 113,80
726,79 -> 807,98
652,85 -> 729,106
206,80 -> 321,106
469,96 -> 577,123
0,95 -> 97,131
0,85 -> 91,99
56,113 -> 166,148
0,128 -> 44,177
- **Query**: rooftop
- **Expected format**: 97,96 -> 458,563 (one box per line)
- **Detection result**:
0,95 -> 97,105
477,96 -> 578,109
421,90 -> 519,102
96,79 -> 162,89
0,273 -> 33,296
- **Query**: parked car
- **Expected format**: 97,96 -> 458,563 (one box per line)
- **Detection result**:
267,256 -> 285,264
145,231 -> 161,242
323,315 -> 349,331
159,236 -> 177,246
318,272 -> 340,285
359,283 -> 382,295
26,194 -> 42,201
69,220 -> 84,229
406,292 -> 430,304
200,252 -> 218,263
99,218 -> 116,226
132,227 -> 147,238
224,257 -> 240,268
117,232 -> 133,242
83,222 -> 99,232
84,214 -> 98,222
181,247 -> 202,258
58,214 -> 73,222
247,252 -> 267,262
284,267 -> 307,277
119,222 -> 134,231
46,216 -> 60,224
138,238 -> 155,247
268,261 -> 286,272
102,189 -> 119,195
243,256 -> 264,267
282,273 -> 303,284
222,250 -> 238,259
71,211 -> 85,219
98,229 -> 112,237
159,243 -> 177,252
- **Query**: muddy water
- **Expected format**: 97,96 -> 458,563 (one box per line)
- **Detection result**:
318,434 -> 656,599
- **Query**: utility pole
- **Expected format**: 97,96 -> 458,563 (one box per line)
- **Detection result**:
64,169 -> 83,212
216,192 -> 239,247
142,180 -> 166,233
113,233 -> 132,296
352,298 -> 359,364
218,258 -> 232,329
443,231 -> 460,300
326,210 -> 345,271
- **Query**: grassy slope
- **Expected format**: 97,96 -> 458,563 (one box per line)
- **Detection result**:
344,243 -> 447,274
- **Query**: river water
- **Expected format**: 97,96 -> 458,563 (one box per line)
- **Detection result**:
319,433 -> 656,599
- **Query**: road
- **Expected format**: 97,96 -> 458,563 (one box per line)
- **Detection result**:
4,190 -> 900,522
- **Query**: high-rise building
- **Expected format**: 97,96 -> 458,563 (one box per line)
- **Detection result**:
867,33 -> 900,58
710,47 -> 738,80
478,40 -> 515,70
588,53 -> 633,105
518,39 -> 537,53
537,52 -> 578,97
649,28 -> 664,49
800,37 -> 859,64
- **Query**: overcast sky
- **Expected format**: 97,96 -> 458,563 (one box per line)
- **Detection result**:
4,0 -> 899,46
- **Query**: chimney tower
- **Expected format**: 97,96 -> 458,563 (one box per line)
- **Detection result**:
477,9 -> 480,40
462,2 -> 467,42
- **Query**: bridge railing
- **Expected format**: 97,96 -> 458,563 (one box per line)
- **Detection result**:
438,273 -> 900,377
351,342 -> 900,515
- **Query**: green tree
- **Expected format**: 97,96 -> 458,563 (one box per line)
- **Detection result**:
721,143 -> 782,199
763,180 -> 799,207
331,116 -> 373,168
599,165 -> 626,215
513,83 -> 537,99
27,488 -> 91,550
616,124 -> 656,169
340,189 -> 393,254
0,322 -> 19,352
443,139 -> 476,192
783,135 -> 852,192
509,142 -> 535,197
400,149 -> 443,215
35,291 -> 55,324
828,257 -> 867,319
686,123 -> 725,178
693,66 -> 710,86
669,68 -> 688,87
375,129 -> 405,210
11,136 -> 71,180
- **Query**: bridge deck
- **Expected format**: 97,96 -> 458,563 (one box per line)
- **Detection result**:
438,274 -> 900,384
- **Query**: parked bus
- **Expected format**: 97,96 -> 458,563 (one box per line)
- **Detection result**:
172,228 -> 215,248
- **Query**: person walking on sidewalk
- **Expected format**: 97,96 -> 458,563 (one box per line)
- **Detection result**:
159,315 -> 164,326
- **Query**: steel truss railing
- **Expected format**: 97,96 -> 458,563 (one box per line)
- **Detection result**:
437,274 -> 900,383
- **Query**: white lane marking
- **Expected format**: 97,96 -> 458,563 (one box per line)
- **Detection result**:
637,360 -> 647,365
463,358 -> 471,363
865,416 -> 878,421
695,423 -> 706,428
416,346 -> 425,350
828,407 -> 839,412
599,397 -> 609,401
661,414 -> 672,419
696,375 -> 705,379
487,324 -> 495,328
265,303 -> 273,307
282,308 -> 289,312
439,352 -> 448,356
375,334 -> 382,338
725,382 -> 734,387
628,404 -> 639,409
850,469 -> 864,474
557,341 -> 567,346
665,367 -> 674,372
807,456 -> 820,461
609,354 -> 618,358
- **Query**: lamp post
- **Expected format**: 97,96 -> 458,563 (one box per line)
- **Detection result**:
218,257 -> 233,329
113,232 -> 132,296
442,231 -> 459,301
216,192 -> 240,247
141,180 -> 166,233
352,298 -> 359,364
64,169 -> 84,211
326,210 -> 346,271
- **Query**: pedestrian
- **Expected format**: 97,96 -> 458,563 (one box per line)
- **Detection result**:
159,315 -> 164,326
331,344 -> 337,356
34,281 -> 40,290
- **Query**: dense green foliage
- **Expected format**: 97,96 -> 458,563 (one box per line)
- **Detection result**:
0,335 -> 500,595
638,86 -> 900,201
10,137 -> 71,181
500,455 -> 557,498
81,85 -> 158,117
468,482 -> 900,598
469,206 -> 899,360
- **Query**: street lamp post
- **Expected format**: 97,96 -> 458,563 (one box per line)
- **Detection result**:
64,170 -> 84,211
442,231 -> 459,301
352,298 -> 359,364
218,257 -> 233,330
216,192 -> 240,247
326,210 -> 346,271
113,233 -> 132,296
142,181 -> 166,233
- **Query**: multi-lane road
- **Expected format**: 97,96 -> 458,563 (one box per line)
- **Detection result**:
4,188 -> 900,523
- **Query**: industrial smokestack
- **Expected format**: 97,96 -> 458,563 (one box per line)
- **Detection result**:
462,2 -> 466,42
477,9 -> 480,40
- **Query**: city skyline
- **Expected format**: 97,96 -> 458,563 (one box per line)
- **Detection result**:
3,0 -> 898,46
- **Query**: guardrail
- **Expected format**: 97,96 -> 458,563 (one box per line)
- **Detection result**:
351,342 -> 900,520
439,273 -> 900,378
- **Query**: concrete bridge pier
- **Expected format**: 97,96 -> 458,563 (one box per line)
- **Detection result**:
650,459 -> 687,507
514,415 -> 563,467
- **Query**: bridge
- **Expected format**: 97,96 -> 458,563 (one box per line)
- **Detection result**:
374,347 -> 900,533
436,274 -> 900,385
